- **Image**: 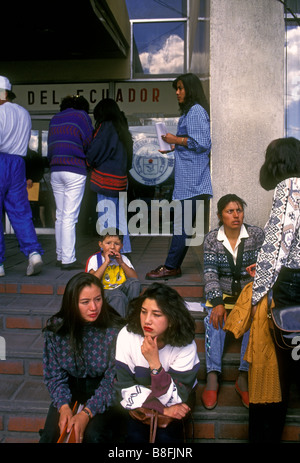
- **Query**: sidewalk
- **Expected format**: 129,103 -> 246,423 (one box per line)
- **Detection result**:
0,232 -> 204,297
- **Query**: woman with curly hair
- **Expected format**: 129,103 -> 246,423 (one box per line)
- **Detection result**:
114,282 -> 200,443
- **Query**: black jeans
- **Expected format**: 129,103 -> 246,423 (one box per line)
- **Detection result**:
165,194 -> 210,269
39,376 -> 125,443
249,268 -> 300,443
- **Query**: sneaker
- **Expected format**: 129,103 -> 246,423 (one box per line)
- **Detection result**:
27,252 -> 43,276
0,264 -> 5,277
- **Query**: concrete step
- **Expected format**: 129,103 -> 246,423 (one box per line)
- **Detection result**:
1,294 -> 300,443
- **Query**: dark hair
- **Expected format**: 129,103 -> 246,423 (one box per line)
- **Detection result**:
93,98 -> 133,159
172,73 -> 209,115
60,95 -> 90,113
217,194 -> 247,226
98,227 -> 124,243
259,137 -> 300,191
43,273 -> 122,355
126,283 -> 195,347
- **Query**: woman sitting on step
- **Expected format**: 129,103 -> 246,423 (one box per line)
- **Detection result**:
202,194 -> 264,410
114,282 -> 200,443
39,272 -> 124,443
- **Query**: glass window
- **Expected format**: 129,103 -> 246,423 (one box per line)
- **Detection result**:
285,23 -> 300,139
29,130 -> 39,152
125,0 -> 187,19
285,0 -> 300,13
133,22 -> 185,77
190,19 -> 210,76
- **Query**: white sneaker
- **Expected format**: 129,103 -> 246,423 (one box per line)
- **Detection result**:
0,264 -> 5,277
27,252 -> 43,276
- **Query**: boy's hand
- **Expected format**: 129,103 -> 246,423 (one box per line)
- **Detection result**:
112,251 -> 122,264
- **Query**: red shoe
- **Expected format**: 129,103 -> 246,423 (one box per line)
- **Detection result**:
235,380 -> 249,408
201,386 -> 219,410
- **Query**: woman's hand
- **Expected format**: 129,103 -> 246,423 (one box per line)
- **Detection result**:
68,410 -> 91,443
141,335 -> 161,370
209,304 -> 227,330
161,132 -> 176,145
163,403 -> 191,420
58,404 -> 73,435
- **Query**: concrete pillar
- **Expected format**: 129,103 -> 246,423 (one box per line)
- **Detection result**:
209,0 -> 285,229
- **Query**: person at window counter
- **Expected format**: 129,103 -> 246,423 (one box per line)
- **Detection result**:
146,73 -> 212,280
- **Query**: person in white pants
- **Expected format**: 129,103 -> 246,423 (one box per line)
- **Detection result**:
51,171 -> 86,267
47,95 -> 94,270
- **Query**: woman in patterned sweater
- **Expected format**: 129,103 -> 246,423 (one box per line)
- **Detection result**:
40,273 -> 123,443
202,194 -> 264,410
115,283 -> 200,443
250,137 -> 300,443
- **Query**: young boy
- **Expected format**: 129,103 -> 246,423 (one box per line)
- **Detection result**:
85,229 -> 141,317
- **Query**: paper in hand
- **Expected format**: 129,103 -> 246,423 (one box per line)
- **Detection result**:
155,122 -> 172,151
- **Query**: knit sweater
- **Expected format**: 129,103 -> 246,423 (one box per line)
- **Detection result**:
115,326 -> 200,414
42,321 -> 119,416
252,177 -> 300,305
47,108 -> 93,176
204,224 -> 264,307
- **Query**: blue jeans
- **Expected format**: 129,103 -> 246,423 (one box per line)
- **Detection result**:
204,307 -> 249,374
104,278 -> 141,318
96,193 -> 131,253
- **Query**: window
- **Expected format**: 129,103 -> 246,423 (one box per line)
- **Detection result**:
284,1 -> 300,139
125,0 -> 209,79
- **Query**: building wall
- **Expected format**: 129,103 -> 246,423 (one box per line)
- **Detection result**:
209,0 -> 285,229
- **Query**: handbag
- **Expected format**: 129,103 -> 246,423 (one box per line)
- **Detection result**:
129,407 -> 175,443
267,291 -> 300,350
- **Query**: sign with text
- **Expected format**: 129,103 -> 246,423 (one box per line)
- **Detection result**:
13,82 -> 179,116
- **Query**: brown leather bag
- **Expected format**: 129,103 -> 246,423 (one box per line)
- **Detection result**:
129,407 -> 175,443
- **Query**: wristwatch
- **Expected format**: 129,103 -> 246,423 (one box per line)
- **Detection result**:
151,365 -> 162,375
82,407 -> 92,420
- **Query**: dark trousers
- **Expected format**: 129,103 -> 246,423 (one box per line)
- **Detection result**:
126,414 -> 186,444
39,376 -> 125,443
249,268 -> 300,443
165,194 -> 209,269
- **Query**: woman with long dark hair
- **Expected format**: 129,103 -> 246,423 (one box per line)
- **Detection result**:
249,137 -> 300,442
146,73 -> 212,280
115,282 -> 200,443
39,272 -> 123,443
86,98 -> 133,253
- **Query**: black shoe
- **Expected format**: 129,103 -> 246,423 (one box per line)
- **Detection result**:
61,261 -> 84,270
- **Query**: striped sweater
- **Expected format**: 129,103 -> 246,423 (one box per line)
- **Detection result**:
47,108 -> 93,176
115,326 -> 200,414
204,224 -> 264,307
86,121 -> 130,197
